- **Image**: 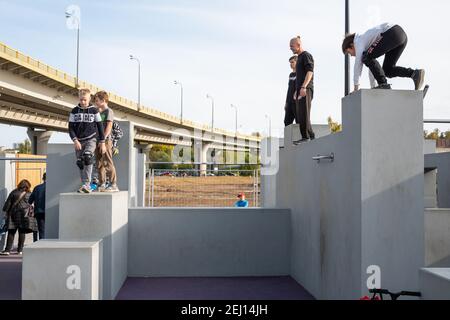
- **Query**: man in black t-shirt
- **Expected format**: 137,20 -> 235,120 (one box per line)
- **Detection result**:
289,36 -> 315,144
284,55 -> 298,127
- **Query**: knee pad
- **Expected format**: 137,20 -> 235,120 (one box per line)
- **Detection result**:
76,158 -> 84,170
82,151 -> 95,166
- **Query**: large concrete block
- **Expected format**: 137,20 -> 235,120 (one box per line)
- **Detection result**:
425,209 -> 450,267
277,90 -> 424,299
425,152 -> 450,208
116,121 -> 136,206
46,144 -> 81,239
22,240 -> 102,300
59,192 -> 128,300
424,170 -> 437,208
358,90 -> 424,297
420,268 -> 450,300
128,208 -> 291,277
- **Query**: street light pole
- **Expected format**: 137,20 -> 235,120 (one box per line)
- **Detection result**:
230,104 -> 238,136
345,0 -> 351,96
65,11 -> 80,88
174,81 -> 184,123
130,55 -> 141,111
206,94 -> 215,133
265,114 -> 272,137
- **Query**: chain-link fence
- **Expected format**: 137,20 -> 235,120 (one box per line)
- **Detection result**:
146,167 -> 260,207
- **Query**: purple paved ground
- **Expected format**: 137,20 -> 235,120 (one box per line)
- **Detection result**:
0,256 -> 314,300
0,255 -> 22,300
116,277 -> 315,300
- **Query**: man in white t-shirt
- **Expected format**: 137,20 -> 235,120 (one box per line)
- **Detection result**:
342,23 -> 425,92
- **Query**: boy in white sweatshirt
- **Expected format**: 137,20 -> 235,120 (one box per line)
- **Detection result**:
342,23 -> 425,92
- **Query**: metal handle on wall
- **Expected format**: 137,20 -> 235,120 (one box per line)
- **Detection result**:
313,153 -> 335,163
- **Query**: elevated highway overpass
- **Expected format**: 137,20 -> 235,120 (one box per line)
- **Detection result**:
0,41 -> 261,160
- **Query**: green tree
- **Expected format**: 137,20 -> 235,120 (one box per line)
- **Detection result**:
148,144 -> 174,170
327,117 -> 342,133
17,139 -> 32,154
425,128 -> 440,140
444,131 -> 450,140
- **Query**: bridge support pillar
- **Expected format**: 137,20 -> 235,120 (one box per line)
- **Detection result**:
194,141 -> 211,176
135,143 -> 152,154
27,128 -> 53,155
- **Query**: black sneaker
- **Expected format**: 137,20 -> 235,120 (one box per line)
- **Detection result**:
412,69 -> 425,90
374,83 -> 392,89
293,138 -> 310,145
0,251 -> 10,256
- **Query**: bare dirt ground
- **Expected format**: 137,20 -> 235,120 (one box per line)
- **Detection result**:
145,176 -> 260,207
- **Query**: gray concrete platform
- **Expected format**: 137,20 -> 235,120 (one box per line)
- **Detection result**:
22,240 -> 103,300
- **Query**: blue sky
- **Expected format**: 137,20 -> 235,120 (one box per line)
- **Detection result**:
1,0 -> 449,148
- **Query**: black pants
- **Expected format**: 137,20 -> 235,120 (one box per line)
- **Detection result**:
295,89 -> 315,140
362,25 -> 415,85
33,216 -> 45,242
284,103 -> 296,127
4,228 -> 26,253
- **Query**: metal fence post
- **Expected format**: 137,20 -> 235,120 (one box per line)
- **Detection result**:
151,168 -> 154,207
256,169 -> 259,207
253,170 -> 256,207
147,166 -> 151,207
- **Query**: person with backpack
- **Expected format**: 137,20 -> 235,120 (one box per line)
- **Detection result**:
0,180 -> 38,256
93,91 -> 120,192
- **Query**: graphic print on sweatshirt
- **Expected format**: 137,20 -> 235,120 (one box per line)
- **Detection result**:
68,105 -> 105,142
69,112 -> 100,123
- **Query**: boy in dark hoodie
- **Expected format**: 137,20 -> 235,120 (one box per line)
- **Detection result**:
68,88 -> 106,193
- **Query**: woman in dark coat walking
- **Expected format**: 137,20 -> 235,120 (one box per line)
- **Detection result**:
0,179 -> 36,256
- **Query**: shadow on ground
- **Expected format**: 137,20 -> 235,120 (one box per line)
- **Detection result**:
1,256 -> 314,300
116,276 -> 315,300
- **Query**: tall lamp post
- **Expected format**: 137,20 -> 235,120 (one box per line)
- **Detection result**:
206,94 -> 215,133
129,55 -> 141,111
345,0 -> 351,96
65,10 -> 80,88
174,81 -> 184,123
265,114 -> 272,138
230,104 -> 238,136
